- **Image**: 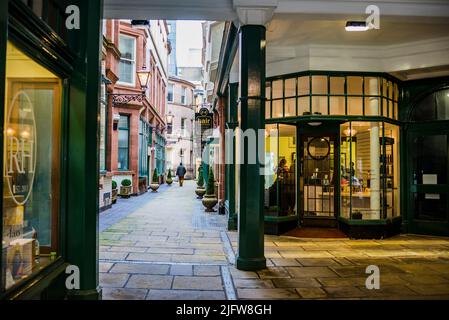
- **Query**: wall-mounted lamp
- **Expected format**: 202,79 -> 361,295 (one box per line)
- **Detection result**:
110,65 -> 151,106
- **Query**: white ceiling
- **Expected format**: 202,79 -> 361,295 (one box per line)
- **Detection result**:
267,14 -> 449,47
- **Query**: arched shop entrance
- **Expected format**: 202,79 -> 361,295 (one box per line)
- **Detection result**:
405,85 -> 449,236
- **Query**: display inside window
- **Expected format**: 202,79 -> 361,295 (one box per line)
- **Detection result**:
340,121 -> 400,220
264,124 -> 297,217
2,42 -> 62,291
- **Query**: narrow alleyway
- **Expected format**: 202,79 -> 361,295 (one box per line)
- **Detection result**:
99,181 -> 449,300
99,181 -> 233,300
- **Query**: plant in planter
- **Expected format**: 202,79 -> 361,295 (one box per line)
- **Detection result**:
120,179 -> 132,198
111,180 -> 118,204
351,211 -> 363,220
150,168 -> 160,192
195,165 -> 206,199
202,167 -> 218,212
166,169 -> 173,185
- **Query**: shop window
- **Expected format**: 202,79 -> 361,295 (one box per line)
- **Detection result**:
265,101 -> 271,119
264,124 -> 296,218
284,78 -> 296,97
272,80 -> 283,99
364,77 -> 380,96
365,96 -> 380,116
340,121 -> 389,220
347,76 -> 363,95
384,123 -> 400,218
298,97 -> 310,115
118,34 -> 136,86
118,115 -> 130,170
312,96 -> 328,115
285,98 -> 296,117
330,77 -> 345,95
2,41 -> 62,291
311,76 -> 327,95
347,97 -> 363,115
298,76 -> 309,95
272,100 -> 283,118
266,74 -> 399,120
330,96 -> 345,115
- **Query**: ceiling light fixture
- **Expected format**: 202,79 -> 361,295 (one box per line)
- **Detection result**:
345,21 -> 369,32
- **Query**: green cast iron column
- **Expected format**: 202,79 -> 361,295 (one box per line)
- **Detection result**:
226,83 -> 238,230
66,0 -> 103,300
236,25 -> 266,271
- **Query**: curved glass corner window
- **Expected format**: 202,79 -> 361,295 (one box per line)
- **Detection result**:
265,73 -> 399,120
264,124 -> 297,218
340,121 -> 400,221
410,88 -> 449,121
2,42 -> 62,292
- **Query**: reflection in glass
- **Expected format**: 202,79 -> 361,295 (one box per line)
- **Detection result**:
264,124 -> 296,217
3,42 -> 61,291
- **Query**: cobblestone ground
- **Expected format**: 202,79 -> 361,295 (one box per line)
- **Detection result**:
100,181 -> 449,300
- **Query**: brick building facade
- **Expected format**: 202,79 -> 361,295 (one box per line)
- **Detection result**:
100,20 -> 169,210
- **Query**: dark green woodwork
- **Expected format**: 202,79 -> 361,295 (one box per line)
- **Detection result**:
0,0 -> 7,295
65,0 -> 103,300
236,25 -> 266,271
226,83 -> 238,230
402,77 -> 449,237
1,0 -> 103,299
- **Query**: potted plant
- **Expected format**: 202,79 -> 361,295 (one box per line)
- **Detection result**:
351,211 -> 363,220
150,168 -> 160,192
166,169 -> 173,185
111,180 -> 118,204
195,165 -> 206,198
120,179 -> 132,198
202,167 -> 218,212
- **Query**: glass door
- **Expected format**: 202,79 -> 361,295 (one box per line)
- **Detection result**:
300,134 -> 338,226
408,126 -> 449,236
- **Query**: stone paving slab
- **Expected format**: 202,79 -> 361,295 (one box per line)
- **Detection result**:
99,181 -> 449,300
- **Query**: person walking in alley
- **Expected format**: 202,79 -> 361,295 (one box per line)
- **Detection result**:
176,163 -> 187,187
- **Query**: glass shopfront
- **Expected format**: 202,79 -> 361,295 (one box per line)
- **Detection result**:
264,72 -> 402,237
2,41 -> 62,291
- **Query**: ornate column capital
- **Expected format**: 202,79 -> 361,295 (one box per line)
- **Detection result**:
233,0 -> 278,26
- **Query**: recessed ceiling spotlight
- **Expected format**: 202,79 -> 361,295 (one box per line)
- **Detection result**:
345,21 -> 369,32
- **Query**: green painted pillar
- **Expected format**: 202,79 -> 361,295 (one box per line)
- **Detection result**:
236,25 -> 266,271
66,0 -> 103,300
226,83 -> 238,230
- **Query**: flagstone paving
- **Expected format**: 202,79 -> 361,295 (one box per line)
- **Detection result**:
99,180 -> 449,300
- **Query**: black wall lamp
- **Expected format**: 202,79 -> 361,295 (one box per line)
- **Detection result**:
110,65 -> 151,105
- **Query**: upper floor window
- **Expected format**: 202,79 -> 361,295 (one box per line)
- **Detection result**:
181,118 -> 187,136
118,34 -> 136,86
181,87 -> 187,105
266,73 -> 400,121
168,84 -> 174,102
